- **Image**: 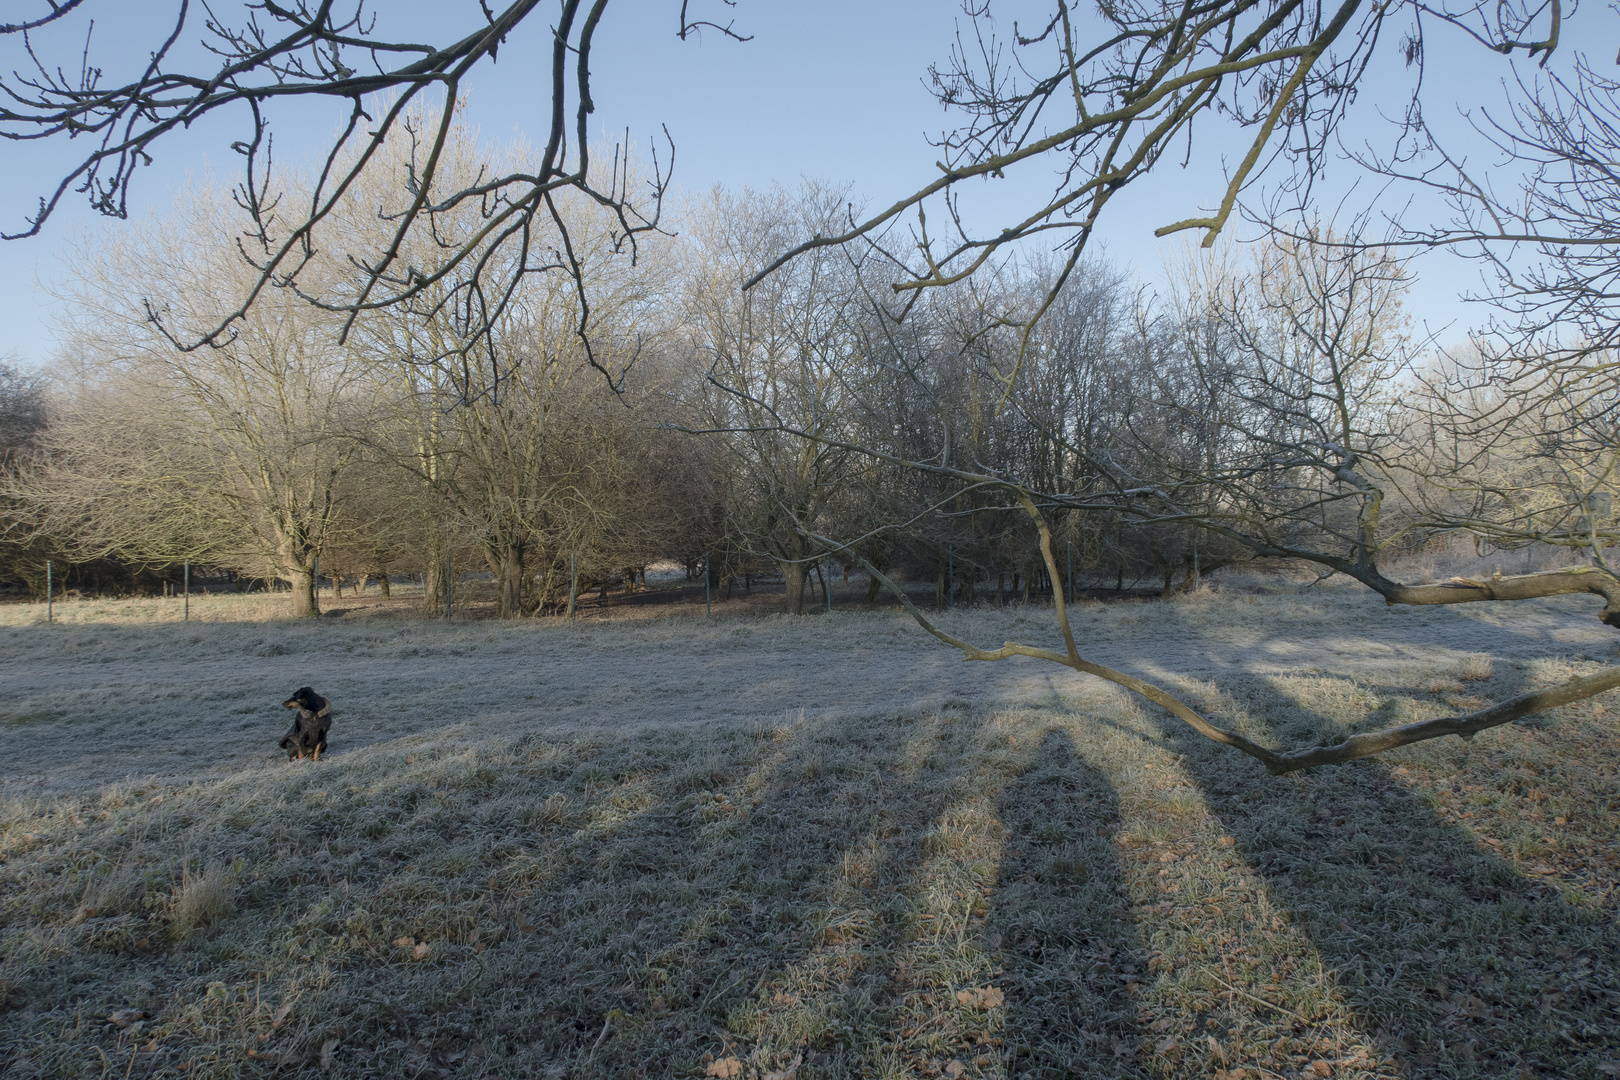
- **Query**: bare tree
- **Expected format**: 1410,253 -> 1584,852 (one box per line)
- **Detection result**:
762,235 -> 1620,773
0,362 -> 53,591
1349,53 -> 1620,560
315,108 -> 679,617
681,184 -> 887,613
27,186 -> 375,616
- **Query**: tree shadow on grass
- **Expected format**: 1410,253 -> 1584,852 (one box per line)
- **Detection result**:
989,726 -> 1148,1078
412,712 -> 1155,1079
0,708 -> 1171,1080
1153,665 -> 1620,1078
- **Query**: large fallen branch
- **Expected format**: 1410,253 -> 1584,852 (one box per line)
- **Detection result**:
833,495 -> 1620,775
1223,536 -> 1620,627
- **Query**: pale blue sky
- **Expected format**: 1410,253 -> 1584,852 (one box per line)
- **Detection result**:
0,1 -> 1596,367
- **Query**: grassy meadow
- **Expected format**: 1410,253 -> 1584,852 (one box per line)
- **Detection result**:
0,580 -> 1617,1079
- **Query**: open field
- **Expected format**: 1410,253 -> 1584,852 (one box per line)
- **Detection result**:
1,580 -> 1618,1078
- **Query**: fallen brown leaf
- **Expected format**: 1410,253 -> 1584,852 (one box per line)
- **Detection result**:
955,985 -> 1005,1009
705,1057 -> 744,1078
108,1009 -> 147,1029
762,1053 -> 803,1080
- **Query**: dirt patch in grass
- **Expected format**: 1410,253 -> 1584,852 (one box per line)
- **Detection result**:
1,586 -> 1617,1078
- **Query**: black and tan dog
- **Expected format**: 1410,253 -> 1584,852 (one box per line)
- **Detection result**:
278,687 -> 332,761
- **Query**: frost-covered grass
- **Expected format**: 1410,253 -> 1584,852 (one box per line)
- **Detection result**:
1,583 -> 1617,1078
0,589 -> 311,625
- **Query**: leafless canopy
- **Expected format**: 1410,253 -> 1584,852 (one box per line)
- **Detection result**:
1358,53 -> 1620,364
0,1 -> 743,381
745,0 -> 1563,328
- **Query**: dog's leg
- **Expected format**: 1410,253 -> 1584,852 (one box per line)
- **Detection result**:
312,745 -> 321,762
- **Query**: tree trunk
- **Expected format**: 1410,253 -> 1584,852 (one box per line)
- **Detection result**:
1174,556 -> 1205,593
865,573 -> 881,603
935,565 -> 947,610
288,565 -> 318,618
422,548 -> 447,617
492,540 -> 525,619
782,560 -> 809,615
377,570 -> 391,598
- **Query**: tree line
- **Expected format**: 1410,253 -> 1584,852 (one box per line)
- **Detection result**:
1,115 -> 1612,637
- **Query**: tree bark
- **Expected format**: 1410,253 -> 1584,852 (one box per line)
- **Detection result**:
422,547 -> 447,618
490,539 -> 525,619
287,565 -> 317,618
1363,565 -> 1620,625
956,575 -> 975,606
782,560 -> 809,615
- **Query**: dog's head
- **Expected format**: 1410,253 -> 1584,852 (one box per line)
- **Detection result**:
282,686 -> 323,713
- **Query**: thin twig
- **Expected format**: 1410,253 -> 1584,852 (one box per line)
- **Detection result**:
1206,973 -> 1312,1024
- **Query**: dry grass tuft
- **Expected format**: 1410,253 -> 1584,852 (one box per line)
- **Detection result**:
169,865 -> 233,937
530,791 -> 569,827
73,861 -> 141,923
1459,654 -> 1495,682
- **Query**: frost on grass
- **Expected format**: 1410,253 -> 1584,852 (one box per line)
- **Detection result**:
0,586 -> 1617,1077
169,865 -> 233,937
